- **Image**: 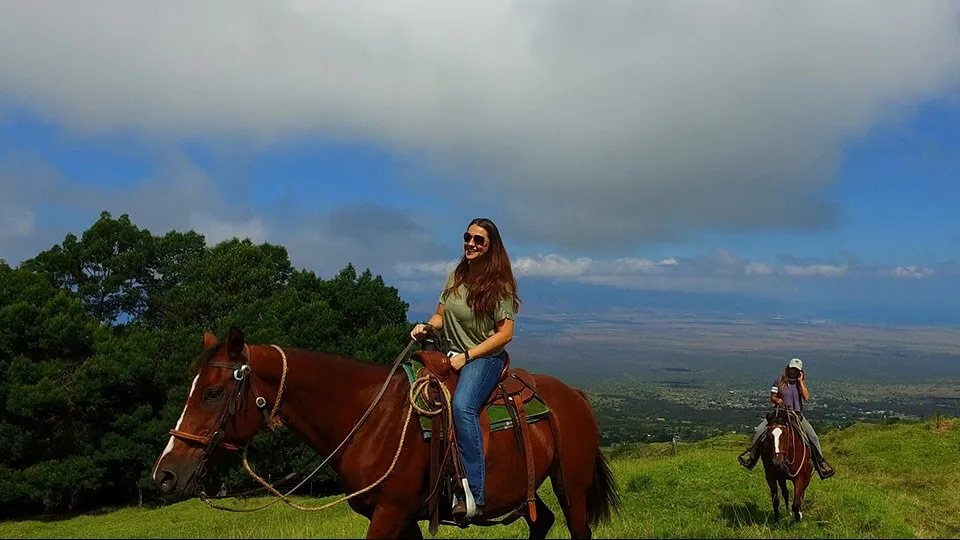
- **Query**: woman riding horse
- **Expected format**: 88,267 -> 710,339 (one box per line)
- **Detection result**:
738,357 -> 835,479
410,217 -> 521,521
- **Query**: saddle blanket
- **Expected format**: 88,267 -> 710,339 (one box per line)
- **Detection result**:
401,358 -> 550,440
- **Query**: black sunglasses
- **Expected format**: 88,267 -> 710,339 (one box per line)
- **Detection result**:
463,232 -> 487,246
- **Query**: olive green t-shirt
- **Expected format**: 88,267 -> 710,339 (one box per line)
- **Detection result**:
439,270 -> 516,356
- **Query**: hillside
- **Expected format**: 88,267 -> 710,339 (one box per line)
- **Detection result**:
2,418 -> 957,539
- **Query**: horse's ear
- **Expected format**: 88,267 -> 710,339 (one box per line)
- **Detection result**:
227,327 -> 245,357
203,332 -> 218,349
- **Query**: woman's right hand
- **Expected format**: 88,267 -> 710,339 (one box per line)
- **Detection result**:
410,323 -> 429,340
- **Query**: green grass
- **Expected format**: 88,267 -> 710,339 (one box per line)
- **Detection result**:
3,418 -> 957,539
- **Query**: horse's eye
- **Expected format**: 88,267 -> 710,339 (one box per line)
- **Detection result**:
204,387 -> 224,401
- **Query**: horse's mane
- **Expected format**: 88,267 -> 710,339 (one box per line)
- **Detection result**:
188,341 -> 392,376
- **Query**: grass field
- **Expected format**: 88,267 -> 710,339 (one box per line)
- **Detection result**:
3,417 -> 957,539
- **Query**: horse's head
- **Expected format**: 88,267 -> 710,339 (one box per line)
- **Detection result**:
151,327 -> 268,501
765,409 -> 795,471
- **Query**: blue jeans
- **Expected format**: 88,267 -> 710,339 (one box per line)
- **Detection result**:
452,352 -> 505,506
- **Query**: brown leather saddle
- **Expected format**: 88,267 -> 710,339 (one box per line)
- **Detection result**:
412,349 -> 541,532
766,408 -> 809,448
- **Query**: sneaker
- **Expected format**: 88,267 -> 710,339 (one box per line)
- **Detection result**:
452,498 -> 467,521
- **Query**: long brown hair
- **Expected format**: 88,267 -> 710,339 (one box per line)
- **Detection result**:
777,365 -> 799,393
443,217 -> 521,314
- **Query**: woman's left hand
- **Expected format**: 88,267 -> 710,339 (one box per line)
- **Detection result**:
450,353 -> 467,371
799,370 -> 806,384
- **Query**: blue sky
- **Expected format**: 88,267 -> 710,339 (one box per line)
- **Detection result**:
1,2 -> 959,326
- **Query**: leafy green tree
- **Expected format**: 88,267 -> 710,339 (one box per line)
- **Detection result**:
0,262 -> 101,513
0,212 -> 414,515
22,211 -> 156,325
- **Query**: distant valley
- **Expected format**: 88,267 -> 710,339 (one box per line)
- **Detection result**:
500,310 -> 960,445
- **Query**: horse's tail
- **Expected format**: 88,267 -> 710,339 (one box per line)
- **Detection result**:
575,388 -> 622,527
586,449 -> 622,527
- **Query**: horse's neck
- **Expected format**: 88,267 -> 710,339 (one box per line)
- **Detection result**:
265,347 -> 396,462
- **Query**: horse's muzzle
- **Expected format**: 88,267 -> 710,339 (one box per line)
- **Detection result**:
154,469 -> 200,501
155,469 -> 178,496
773,454 -> 791,474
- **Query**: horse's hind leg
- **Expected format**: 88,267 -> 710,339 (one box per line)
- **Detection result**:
549,457 -> 592,539
524,495 -> 556,540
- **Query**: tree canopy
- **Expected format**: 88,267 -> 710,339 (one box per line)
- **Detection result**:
0,211 -> 412,515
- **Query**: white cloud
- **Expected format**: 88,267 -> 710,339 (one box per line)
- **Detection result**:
514,254 -> 595,277
782,264 -> 849,278
745,262 -> 773,276
880,265 -> 936,279
394,260 -> 457,279
396,254 -> 684,280
188,214 -> 268,245
1,2 -> 959,252
392,254 -> 958,302
398,252 -> 784,286
513,254 -> 682,278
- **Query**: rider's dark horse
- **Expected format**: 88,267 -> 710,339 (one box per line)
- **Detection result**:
760,408 -> 812,522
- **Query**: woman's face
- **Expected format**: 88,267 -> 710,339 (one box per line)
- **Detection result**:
463,224 -> 490,262
787,367 -> 801,379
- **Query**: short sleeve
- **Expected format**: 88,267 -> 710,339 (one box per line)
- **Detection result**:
770,378 -> 779,394
493,295 -> 516,324
439,271 -> 454,305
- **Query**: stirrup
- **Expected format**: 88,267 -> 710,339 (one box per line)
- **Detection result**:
452,478 -> 477,520
816,459 -> 836,479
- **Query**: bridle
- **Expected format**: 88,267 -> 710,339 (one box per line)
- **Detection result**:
768,409 -> 808,478
166,336 -> 420,511
169,344 -> 287,481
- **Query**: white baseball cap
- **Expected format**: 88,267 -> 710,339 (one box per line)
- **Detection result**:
788,358 -> 803,371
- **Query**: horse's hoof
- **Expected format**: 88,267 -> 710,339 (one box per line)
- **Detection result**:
794,511 -> 802,522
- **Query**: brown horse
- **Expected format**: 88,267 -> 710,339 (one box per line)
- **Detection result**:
151,328 -> 621,539
760,408 -> 812,522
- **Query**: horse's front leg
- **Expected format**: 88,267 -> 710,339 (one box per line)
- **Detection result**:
764,471 -> 780,521
366,504 -> 417,539
778,478 -> 789,516
792,474 -> 809,522
399,521 -> 424,539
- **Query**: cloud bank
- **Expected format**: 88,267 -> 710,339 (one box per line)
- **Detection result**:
2,1 -> 959,252
394,251 -> 946,297
0,153 -> 449,277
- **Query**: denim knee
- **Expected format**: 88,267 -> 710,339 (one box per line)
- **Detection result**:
451,390 -> 474,418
